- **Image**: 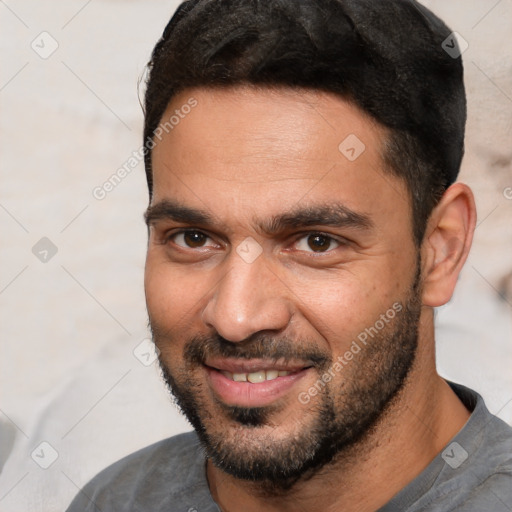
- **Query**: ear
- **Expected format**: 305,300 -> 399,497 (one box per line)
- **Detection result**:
421,183 -> 476,307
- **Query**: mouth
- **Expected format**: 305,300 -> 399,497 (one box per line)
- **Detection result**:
203,358 -> 314,408
219,369 -> 296,382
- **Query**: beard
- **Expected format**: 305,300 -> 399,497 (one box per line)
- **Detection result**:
151,263 -> 422,494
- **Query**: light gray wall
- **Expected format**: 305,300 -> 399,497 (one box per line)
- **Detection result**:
0,1 -> 510,510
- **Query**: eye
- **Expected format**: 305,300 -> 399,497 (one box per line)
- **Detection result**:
294,233 -> 341,253
170,230 -> 216,249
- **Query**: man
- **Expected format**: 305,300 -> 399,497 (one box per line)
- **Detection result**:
67,0 -> 512,510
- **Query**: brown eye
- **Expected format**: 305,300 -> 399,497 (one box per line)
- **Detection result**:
173,231 -> 211,248
184,232 -> 207,247
308,234 -> 331,252
295,233 -> 340,253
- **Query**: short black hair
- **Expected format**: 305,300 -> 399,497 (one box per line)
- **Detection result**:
143,0 -> 466,245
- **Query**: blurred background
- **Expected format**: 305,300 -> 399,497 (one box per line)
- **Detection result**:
0,0 -> 511,510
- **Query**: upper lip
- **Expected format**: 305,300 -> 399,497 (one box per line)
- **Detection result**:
204,357 -> 313,374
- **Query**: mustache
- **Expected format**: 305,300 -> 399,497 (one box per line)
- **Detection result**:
152,325 -> 331,368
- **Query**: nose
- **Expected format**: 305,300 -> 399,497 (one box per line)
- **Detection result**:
201,251 -> 293,342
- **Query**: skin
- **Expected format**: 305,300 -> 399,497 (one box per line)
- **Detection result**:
144,86 -> 476,511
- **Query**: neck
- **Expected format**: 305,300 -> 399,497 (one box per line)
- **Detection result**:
207,316 -> 470,512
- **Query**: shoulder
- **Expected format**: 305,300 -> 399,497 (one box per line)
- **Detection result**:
66,431 -> 216,512
423,384 -> 512,510
382,383 -> 512,512
455,408 -> 512,510
85,430 -> 205,487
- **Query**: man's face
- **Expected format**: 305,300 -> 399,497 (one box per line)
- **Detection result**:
145,87 -> 422,489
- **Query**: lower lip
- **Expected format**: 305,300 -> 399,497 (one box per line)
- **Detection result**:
205,366 -> 311,407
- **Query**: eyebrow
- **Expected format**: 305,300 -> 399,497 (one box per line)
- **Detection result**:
144,199 -> 374,234
256,203 -> 374,235
145,200 -> 213,226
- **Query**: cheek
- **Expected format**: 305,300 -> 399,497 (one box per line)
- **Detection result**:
144,256 -> 205,334
287,269 -> 404,351
145,264 -> 204,371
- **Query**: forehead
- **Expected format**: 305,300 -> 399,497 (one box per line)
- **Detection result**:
150,86 -> 409,228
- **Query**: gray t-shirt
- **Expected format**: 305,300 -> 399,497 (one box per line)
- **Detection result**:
66,383 -> 512,511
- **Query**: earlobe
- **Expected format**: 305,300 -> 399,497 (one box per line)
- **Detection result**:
421,183 -> 476,307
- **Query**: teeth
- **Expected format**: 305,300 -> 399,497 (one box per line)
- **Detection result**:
220,369 -> 292,382
266,370 -> 279,381
247,371 -> 266,383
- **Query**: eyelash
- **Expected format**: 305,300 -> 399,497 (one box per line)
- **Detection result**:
164,229 -> 345,254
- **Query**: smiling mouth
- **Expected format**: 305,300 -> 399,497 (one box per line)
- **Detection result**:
203,359 -> 314,407
204,357 -> 313,379
218,369 -> 298,383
